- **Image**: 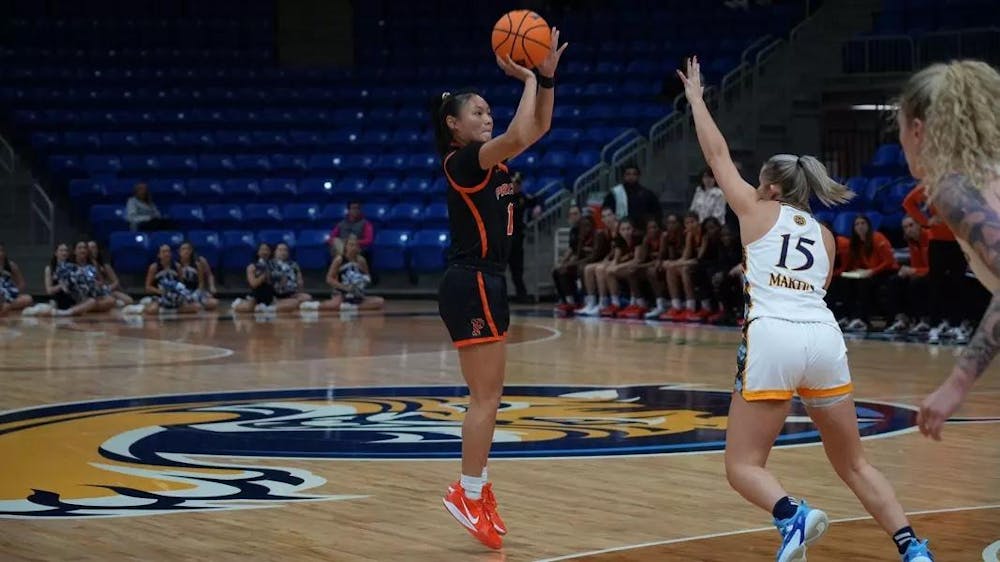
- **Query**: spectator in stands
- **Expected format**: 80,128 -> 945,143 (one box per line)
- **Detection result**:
823,220 -> 852,319
0,242 -> 33,316
87,240 -> 132,307
836,214 -> 899,332
705,224 -> 744,324
508,172 -> 538,303
578,208 -> 618,316
601,165 -> 662,228
178,241 -> 219,312
305,235 -> 385,312
270,242 -> 312,306
902,183 -> 970,342
616,219 -> 664,318
644,213 -> 684,319
597,218 -> 640,317
553,215 -> 596,313
329,201 -> 374,256
125,182 -> 171,232
689,168 -> 727,223
884,217 -> 930,333
662,212 -> 705,321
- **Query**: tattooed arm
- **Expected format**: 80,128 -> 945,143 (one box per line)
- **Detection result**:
918,173 -> 1000,440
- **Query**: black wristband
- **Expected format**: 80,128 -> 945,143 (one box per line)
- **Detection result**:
537,74 -> 555,89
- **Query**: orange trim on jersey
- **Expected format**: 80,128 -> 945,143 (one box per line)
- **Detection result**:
798,383 -> 854,399
741,389 -> 795,401
497,162 -> 509,173
477,271 -> 500,337
443,151 -> 494,194
454,334 -> 507,349
459,191 -> 489,259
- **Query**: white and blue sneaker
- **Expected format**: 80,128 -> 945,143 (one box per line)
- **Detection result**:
902,539 -> 934,561
774,500 -> 829,562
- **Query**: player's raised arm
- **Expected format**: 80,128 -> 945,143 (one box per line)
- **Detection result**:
677,57 -> 757,216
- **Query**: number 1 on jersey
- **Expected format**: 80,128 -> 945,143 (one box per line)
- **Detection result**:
506,202 -> 514,236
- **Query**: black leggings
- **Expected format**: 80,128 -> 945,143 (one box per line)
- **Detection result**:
884,273 -> 929,320
841,270 -> 893,322
552,264 -> 579,301
927,240 -> 968,325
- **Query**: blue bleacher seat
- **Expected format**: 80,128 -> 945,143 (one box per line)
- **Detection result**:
321,203 -> 349,224
224,179 -> 261,202
187,178 -> 225,203
295,229 -> 332,270
204,204 -> 245,230
243,203 -> 283,227
257,229 -> 296,248
221,230 -> 256,272
260,178 -> 298,203
410,229 -> 449,272
283,203 -> 323,230
83,155 -> 122,176
186,230 -> 222,270
89,204 -> 128,242
166,204 -> 205,230
69,179 -> 109,210
371,229 -> 410,271
388,203 -> 423,229
147,230 -> 185,250
109,231 -> 151,274
362,203 -> 391,226
148,179 -> 187,205
423,202 -> 449,228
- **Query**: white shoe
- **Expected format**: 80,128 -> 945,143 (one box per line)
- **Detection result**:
775,501 -> 829,562
644,306 -> 666,319
949,323 -> 972,344
578,303 -> 600,316
884,317 -> 909,334
908,320 -> 930,334
299,301 -> 320,311
837,317 -> 849,329
230,298 -> 245,312
340,302 -> 358,311
846,318 -> 868,332
121,304 -> 145,315
139,296 -> 153,305
928,321 -> 950,344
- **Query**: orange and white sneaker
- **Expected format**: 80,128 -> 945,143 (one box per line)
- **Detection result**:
481,482 -> 507,535
443,482 -> 502,550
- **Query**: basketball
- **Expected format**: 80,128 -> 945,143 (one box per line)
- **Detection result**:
491,10 -> 551,69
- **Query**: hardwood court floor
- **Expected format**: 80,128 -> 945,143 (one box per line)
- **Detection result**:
0,303 -> 998,561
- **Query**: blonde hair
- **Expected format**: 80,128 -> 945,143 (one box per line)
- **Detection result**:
760,154 -> 854,210
898,60 -> 1000,194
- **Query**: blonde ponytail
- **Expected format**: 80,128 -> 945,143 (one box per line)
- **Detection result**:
760,154 -> 855,210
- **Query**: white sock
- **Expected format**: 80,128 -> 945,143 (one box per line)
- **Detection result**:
629,297 -> 637,306
686,299 -> 696,310
567,295 -> 576,305
672,298 -> 682,310
585,295 -> 596,307
657,298 -> 668,309
637,298 -> 647,308
599,296 -> 609,306
481,466 -> 488,481
611,295 -> 621,307
701,299 -> 712,310
461,473 -> 486,500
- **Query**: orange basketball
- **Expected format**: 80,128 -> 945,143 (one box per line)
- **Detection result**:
491,10 -> 551,69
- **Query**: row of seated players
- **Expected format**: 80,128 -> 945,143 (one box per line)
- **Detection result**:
11,237 -> 383,318
551,202 -> 987,342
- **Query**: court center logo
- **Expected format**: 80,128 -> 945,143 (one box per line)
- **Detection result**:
0,385 -> 916,519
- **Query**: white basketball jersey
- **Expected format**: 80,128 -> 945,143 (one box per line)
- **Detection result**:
744,205 -> 837,325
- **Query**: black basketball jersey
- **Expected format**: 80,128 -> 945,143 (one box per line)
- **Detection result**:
442,142 -> 515,268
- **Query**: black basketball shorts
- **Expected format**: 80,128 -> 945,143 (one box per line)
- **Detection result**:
438,264 -> 510,348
